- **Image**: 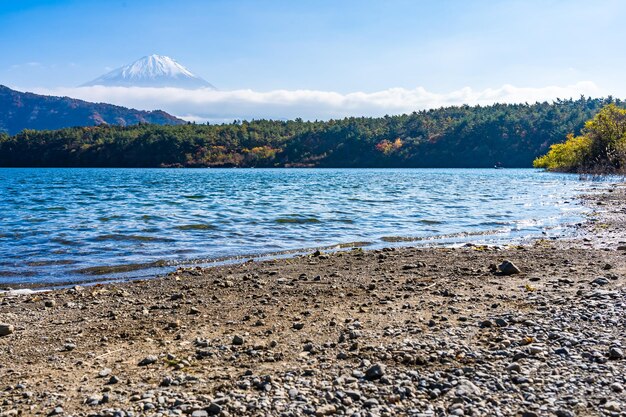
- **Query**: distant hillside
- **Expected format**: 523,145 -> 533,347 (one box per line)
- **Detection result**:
0,96 -> 622,168
0,85 -> 185,135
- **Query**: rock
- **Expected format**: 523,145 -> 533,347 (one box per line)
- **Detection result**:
363,398 -> 380,408
0,323 -> 14,337
206,402 -> 222,415
44,299 -> 56,308
107,375 -> 119,385
497,260 -> 521,275
608,346 -> 624,360
293,322 -> 304,330
48,407 -> 64,416
232,335 -> 245,345
138,355 -> 158,366
554,347 -> 569,356
495,318 -> 508,327
555,409 -> 575,417
315,404 -> 337,416
611,382 -> 624,393
98,368 -> 111,378
365,363 -> 386,380
604,401 -> 621,412
62,343 -> 76,351
591,277 -> 609,286
192,411 -> 208,417
402,262 -> 426,270
479,320 -> 493,328
506,363 -> 521,373
454,380 -> 482,397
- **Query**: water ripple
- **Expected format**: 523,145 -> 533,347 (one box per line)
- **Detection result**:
0,168 -> 598,285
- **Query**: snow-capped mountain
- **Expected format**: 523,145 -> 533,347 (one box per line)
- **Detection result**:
82,55 -> 216,89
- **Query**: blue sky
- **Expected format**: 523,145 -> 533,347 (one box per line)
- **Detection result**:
2,0 -> 626,120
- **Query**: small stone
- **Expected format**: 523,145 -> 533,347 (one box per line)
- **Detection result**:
479,320 -> 493,328
554,347 -> 569,356
497,260 -> 521,275
232,335 -> 245,345
107,375 -> 119,385
604,401 -> 621,412
365,363 -> 386,380
315,404 -> 337,416
98,368 -> 112,378
0,323 -> 14,337
192,411 -> 209,417
506,363 -> 521,373
591,277 -> 609,286
363,398 -> 380,408
345,390 -> 361,401
62,343 -> 76,351
44,299 -> 56,308
402,262 -> 426,270
608,346 -> 624,360
611,382 -> 624,393
495,318 -> 508,327
315,404 -> 337,417
48,406 -> 64,416
293,322 -> 304,330
555,409 -> 575,417
206,402 -> 222,415
138,355 -> 158,366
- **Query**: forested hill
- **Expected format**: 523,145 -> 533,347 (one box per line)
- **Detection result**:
0,85 -> 185,135
0,96 -> 621,168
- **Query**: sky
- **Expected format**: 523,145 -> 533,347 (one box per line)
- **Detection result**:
1,0 -> 626,121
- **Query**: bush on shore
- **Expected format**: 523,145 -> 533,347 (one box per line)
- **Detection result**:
534,104 -> 626,173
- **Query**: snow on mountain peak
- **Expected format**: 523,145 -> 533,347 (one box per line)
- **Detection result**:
82,55 -> 216,90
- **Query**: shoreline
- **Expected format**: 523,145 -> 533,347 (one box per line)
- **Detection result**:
0,185 -> 624,416
1,223 -> 582,292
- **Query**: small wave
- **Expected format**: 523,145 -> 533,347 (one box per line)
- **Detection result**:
381,236 -> 419,242
26,259 -> 78,267
94,234 -> 175,243
275,217 -> 321,224
381,228 -> 512,243
183,194 -> 206,200
51,237 -> 82,246
74,259 -> 170,275
335,241 -> 372,248
25,218 -> 47,223
0,270 -> 38,277
97,215 -> 123,222
141,215 -> 163,221
174,224 -> 217,231
478,221 -> 510,227
418,219 -> 443,225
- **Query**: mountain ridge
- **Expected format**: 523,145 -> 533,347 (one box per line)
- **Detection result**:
82,55 -> 216,89
0,85 -> 186,135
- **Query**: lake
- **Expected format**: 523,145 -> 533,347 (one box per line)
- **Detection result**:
0,168 -> 595,286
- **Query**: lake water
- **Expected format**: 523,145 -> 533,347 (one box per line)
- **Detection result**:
0,168 -> 594,286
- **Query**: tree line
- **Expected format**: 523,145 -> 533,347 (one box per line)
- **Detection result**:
0,96 -> 621,168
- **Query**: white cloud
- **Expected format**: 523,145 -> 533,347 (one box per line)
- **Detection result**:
32,81 -> 603,123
